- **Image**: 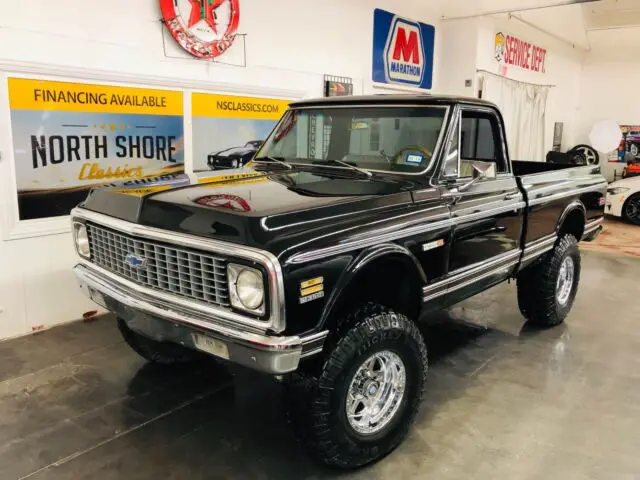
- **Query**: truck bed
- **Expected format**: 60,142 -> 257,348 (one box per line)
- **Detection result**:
512,159 -> 584,176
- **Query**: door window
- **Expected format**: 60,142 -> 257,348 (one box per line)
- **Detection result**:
459,110 -> 508,178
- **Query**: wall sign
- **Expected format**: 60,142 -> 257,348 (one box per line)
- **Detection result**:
191,93 -> 290,172
8,78 -> 184,220
494,32 -> 547,74
160,0 -> 240,59
372,8 -> 435,90
323,75 -> 353,97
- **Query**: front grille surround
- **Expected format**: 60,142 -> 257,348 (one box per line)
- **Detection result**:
71,207 -> 286,334
86,222 -> 233,310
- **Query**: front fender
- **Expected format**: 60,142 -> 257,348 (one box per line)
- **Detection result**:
317,243 -> 427,330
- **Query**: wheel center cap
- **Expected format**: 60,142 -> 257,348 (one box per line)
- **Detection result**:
365,381 -> 380,396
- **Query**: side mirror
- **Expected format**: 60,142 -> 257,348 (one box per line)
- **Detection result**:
459,161 -> 496,191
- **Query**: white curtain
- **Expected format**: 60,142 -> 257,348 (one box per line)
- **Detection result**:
480,73 -> 549,161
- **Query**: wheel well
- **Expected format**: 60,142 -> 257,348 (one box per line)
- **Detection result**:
324,256 -> 423,331
558,208 -> 585,240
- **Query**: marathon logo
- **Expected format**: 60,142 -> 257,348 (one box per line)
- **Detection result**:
384,19 -> 425,86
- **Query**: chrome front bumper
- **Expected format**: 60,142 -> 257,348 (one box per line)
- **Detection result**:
75,264 -> 326,374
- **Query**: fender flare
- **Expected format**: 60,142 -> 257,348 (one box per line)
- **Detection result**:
555,200 -> 586,234
318,243 -> 427,328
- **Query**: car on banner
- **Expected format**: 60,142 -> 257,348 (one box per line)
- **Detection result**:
207,140 -> 263,170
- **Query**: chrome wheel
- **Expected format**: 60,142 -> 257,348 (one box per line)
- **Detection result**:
575,146 -> 598,165
346,350 -> 406,436
556,256 -> 575,306
631,144 -> 639,158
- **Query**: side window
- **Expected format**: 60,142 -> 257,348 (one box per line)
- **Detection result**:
459,110 -> 507,177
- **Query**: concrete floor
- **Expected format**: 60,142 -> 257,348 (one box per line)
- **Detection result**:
581,216 -> 640,258
1,250 -> 640,480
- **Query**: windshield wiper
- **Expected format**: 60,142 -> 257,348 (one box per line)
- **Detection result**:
322,159 -> 372,178
254,156 -> 293,169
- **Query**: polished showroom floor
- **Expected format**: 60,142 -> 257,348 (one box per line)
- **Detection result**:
1,250 -> 639,480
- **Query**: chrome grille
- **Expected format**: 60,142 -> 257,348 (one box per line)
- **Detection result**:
86,223 -> 229,308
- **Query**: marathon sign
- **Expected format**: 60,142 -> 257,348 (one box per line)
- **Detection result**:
495,32 -> 547,74
372,9 -> 435,89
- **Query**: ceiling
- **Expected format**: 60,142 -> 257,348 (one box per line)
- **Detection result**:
436,0 -> 640,52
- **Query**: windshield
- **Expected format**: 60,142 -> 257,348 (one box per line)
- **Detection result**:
257,106 -> 447,174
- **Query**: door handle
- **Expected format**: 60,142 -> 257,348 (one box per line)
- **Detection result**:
442,190 -> 462,205
504,192 -> 521,201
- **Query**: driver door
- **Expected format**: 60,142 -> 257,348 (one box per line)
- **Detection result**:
439,106 -> 525,304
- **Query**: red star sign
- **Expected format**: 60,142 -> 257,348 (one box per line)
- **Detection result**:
188,0 -> 227,33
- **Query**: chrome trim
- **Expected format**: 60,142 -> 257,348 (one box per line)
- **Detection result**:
256,104 -> 451,177
285,201 -> 525,266
584,217 -> 604,234
423,260 -> 519,302
422,249 -> 520,302
521,234 -> 557,264
352,243 -> 428,283
527,183 -> 607,207
452,201 -> 526,222
71,207 -> 287,334
259,200 -> 413,232
75,264 -> 327,374
300,331 -> 330,358
286,215 -> 453,265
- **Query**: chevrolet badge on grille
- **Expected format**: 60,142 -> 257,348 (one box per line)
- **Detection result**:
125,253 -> 147,268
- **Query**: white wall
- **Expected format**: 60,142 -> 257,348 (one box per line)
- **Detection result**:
475,14 -> 585,156
435,10 -> 585,159
436,19 -> 480,97
0,0 -> 443,339
577,27 -> 640,181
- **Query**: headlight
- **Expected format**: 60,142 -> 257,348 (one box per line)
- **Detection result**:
73,222 -> 91,258
227,264 -> 265,315
607,187 -> 630,195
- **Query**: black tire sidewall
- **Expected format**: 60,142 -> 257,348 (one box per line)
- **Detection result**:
623,193 -> 640,225
302,309 -> 428,467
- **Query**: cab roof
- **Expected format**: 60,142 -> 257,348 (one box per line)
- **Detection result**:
289,94 -> 497,109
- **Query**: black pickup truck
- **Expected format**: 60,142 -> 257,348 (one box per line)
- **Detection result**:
71,94 -> 606,468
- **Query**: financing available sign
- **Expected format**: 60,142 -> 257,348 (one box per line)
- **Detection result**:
494,32 -> 547,74
8,78 -> 184,220
372,8 -> 435,89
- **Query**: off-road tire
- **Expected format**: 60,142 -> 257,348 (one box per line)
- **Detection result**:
117,318 -> 198,365
285,304 -> 428,468
517,234 -> 581,327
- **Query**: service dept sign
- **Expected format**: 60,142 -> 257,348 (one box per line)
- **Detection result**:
372,8 -> 435,89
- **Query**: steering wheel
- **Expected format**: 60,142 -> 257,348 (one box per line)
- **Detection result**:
390,145 -> 432,166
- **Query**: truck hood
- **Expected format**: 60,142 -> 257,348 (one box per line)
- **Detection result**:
80,168 -> 419,253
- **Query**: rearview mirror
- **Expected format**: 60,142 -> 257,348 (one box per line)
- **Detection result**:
472,161 -> 497,180
459,161 -> 496,191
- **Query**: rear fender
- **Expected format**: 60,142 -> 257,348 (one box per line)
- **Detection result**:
556,201 -> 586,238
